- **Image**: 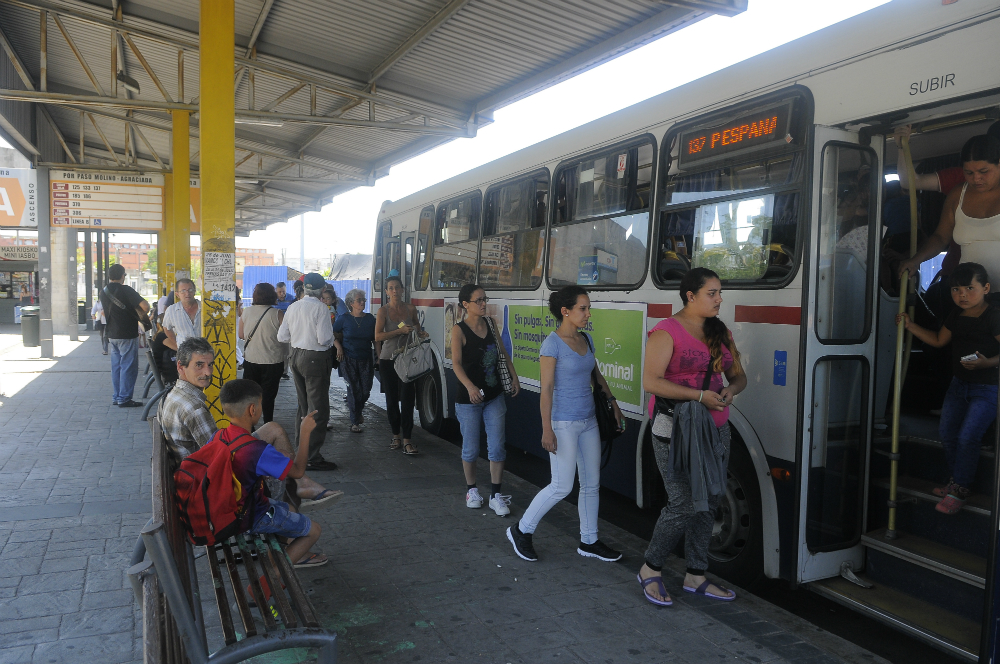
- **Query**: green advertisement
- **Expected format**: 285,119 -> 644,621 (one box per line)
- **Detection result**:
503,302 -> 646,413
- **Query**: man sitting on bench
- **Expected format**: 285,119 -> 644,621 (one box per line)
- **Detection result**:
160,337 -> 341,510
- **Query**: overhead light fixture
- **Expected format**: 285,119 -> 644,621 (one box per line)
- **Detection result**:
235,179 -> 259,184
116,71 -> 140,94
235,118 -> 284,127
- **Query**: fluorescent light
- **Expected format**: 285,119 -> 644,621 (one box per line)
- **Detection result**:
235,179 -> 259,184
116,71 -> 140,94
235,118 -> 284,127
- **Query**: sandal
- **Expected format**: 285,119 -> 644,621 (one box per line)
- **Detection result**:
299,489 -> 344,511
683,579 -> 736,601
403,442 -> 419,456
350,424 -> 363,433
389,437 -> 402,450
293,552 -> 328,569
637,573 -> 672,606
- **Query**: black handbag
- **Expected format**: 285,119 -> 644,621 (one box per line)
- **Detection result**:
582,333 -> 624,449
653,357 -> 713,422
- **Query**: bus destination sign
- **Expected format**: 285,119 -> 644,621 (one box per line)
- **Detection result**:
678,101 -> 793,168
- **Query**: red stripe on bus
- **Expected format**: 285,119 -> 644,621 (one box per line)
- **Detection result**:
734,305 -> 801,325
411,298 -> 444,307
647,303 -> 673,318
371,298 -> 381,305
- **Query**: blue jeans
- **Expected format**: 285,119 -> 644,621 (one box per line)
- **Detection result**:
108,337 -> 139,403
519,417 -> 601,545
939,377 -> 998,487
251,499 -> 312,539
456,394 -> 507,463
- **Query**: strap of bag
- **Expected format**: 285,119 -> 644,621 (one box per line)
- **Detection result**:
582,332 -> 602,387
243,307 -> 271,352
700,356 -> 714,391
104,284 -> 150,330
484,316 -> 510,365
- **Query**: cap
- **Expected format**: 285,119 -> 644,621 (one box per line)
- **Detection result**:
303,272 -> 326,290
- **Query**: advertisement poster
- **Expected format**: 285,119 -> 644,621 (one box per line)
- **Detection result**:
0,168 -> 37,227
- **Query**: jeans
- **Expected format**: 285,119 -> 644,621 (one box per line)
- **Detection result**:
108,336 -> 139,403
379,359 -> 415,438
289,348 -> 331,461
939,376 -> 998,488
250,499 -> 311,539
242,361 -> 284,422
519,417 -> 601,545
456,394 -> 507,463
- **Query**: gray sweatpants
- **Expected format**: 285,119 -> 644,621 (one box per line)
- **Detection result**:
289,347 -> 332,462
644,423 -> 731,574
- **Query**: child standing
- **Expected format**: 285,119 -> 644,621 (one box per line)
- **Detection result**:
898,262 -> 1000,514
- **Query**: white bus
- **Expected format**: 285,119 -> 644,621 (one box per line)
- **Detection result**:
371,1 -> 1000,659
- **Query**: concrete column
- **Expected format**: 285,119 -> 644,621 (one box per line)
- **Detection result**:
84,231 -> 93,331
200,0 -> 237,426
50,226 -> 69,336
37,167 -> 53,358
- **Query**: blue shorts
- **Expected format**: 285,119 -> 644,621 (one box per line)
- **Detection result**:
250,499 -> 312,539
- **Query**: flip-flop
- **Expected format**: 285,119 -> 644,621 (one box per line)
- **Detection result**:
683,579 -> 736,601
389,437 -> 402,450
299,489 -> 344,511
350,424 -> 363,433
294,553 -> 328,569
403,442 -> 419,456
637,573 -> 672,606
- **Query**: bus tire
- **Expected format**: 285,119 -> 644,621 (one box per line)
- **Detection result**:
708,434 -> 765,590
417,370 -> 444,436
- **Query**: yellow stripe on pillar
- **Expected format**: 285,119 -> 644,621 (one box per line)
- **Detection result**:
199,0 -> 236,426
172,110 -> 191,286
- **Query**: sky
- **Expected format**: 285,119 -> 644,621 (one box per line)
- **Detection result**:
0,0 -> 890,256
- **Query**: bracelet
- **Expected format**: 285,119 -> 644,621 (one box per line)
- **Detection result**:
607,395 -> 617,402
698,391 -> 704,403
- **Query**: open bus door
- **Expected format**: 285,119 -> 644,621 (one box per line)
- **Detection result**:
797,126 -> 883,583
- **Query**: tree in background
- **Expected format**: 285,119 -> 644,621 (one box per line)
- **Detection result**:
143,248 -> 157,273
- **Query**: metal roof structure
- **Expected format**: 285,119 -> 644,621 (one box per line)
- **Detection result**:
0,0 -> 746,234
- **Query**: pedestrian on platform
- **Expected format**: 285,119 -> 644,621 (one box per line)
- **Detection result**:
239,282 -> 286,423
274,282 -> 296,312
636,267 -> 746,606
162,278 -> 201,351
91,300 -> 108,355
374,275 -> 426,455
100,263 -> 150,408
507,286 -> 622,562
332,288 -> 376,433
278,272 -> 338,471
451,284 -> 520,516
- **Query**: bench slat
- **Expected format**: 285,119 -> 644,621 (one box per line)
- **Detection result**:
266,534 -> 320,628
254,535 -> 298,629
235,534 -> 278,631
206,544 -> 237,646
142,575 -> 163,664
220,541 -> 257,639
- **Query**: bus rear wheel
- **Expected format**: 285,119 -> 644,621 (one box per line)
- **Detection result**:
708,436 -> 764,590
417,370 -> 444,436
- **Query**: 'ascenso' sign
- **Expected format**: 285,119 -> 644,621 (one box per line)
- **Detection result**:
678,101 -> 794,168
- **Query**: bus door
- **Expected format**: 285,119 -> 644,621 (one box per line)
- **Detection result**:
399,231 -> 417,299
383,233 -> 401,300
797,126 -> 882,583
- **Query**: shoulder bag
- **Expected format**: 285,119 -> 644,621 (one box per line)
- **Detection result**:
393,330 -> 434,383
242,307 -> 272,355
484,315 -> 515,395
582,333 -> 624,451
104,283 -> 151,331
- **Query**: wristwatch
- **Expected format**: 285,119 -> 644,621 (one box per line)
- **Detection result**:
607,395 -> 617,402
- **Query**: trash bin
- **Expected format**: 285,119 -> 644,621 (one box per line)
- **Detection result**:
20,305 -> 39,347
78,303 -> 86,325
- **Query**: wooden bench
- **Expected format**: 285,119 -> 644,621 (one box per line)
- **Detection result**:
128,417 -> 337,664
141,330 -> 172,422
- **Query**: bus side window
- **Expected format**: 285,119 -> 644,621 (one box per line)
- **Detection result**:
414,205 -> 434,291
480,172 -> 548,289
431,192 -> 481,289
373,221 -> 390,293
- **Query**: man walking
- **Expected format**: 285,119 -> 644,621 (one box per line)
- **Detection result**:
162,278 -> 201,350
274,282 -> 296,312
100,264 -> 150,407
278,273 -> 337,471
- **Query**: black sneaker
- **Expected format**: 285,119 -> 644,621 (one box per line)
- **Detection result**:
577,540 -> 622,562
118,399 -> 143,408
506,524 -> 537,562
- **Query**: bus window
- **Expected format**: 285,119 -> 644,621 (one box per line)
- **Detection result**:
414,205 -> 434,291
480,171 -> 548,289
404,238 -> 414,287
373,221 -> 391,293
548,139 -> 654,288
431,192 -> 481,289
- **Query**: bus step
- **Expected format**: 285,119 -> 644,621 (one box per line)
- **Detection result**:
808,574 -> 978,662
871,476 -> 992,516
861,527 -> 985,588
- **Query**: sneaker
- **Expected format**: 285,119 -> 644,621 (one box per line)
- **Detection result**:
506,524 -> 537,562
466,487 -> 483,509
933,480 -> 957,498
936,493 -> 968,515
489,493 -> 511,517
577,540 -> 622,562
118,399 -> 143,408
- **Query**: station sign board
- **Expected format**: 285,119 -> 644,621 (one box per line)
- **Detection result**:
50,170 -> 164,231
0,245 -> 38,261
0,168 -> 38,227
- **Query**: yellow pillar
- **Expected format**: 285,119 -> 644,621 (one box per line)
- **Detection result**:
162,174 -> 175,300
172,111 -> 192,284
199,0 -> 236,426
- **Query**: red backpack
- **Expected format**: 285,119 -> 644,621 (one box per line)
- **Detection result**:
174,428 -> 258,546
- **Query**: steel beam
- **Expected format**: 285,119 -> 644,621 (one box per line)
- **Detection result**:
237,109 -> 470,136
368,0 -> 471,84
0,89 -> 197,111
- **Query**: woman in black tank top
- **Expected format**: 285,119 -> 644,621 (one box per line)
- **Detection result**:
451,284 -> 521,516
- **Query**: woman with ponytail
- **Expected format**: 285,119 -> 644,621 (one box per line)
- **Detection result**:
636,267 -> 747,606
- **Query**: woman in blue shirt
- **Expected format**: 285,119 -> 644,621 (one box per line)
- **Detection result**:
332,288 -> 376,432
507,286 -> 623,563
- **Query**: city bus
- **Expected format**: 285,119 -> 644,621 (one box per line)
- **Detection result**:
370,1 -> 1000,659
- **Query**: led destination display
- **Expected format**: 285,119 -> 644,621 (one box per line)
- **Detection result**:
678,101 -> 794,168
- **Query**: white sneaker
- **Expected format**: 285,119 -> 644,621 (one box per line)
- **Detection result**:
466,487 -> 483,509
489,493 -> 511,517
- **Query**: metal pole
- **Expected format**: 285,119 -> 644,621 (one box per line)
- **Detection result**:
299,214 -> 305,272
37,167 -> 53,358
95,230 -> 103,293
84,230 -> 92,330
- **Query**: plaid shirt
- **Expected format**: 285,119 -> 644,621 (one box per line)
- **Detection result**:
158,379 -> 217,457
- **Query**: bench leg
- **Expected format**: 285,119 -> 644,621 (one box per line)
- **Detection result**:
142,372 -> 155,398
141,388 -> 169,422
205,629 -> 337,664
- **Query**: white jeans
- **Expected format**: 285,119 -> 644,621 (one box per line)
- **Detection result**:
518,417 -> 601,545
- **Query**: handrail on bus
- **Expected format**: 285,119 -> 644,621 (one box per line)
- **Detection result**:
886,131 -> 920,541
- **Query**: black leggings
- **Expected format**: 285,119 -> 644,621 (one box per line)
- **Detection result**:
380,359 -> 415,438
242,360 -> 284,422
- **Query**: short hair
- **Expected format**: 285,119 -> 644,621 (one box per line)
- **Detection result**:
961,134 -> 1000,166
275,281 -> 287,289
344,288 -> 366,308
252,282 -> 278,306
950,262 -> 990,288
107,264 -> 126,281
177,337 -> 214,367
548,286 -> 588,321
385,275 -> 403,290
220,379 -> 263,417
458,284 -> 484,309
175,278 -> 195,291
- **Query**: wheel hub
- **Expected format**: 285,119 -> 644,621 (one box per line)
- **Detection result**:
709,470 -> 752,563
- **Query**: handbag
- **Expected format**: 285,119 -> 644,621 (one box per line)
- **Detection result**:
484,315 -> 515,395
393,330 -> 434,383
582,333 -> 624,450
653,357 -> 714,422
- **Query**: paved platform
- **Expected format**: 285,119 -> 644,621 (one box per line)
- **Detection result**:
0,329 -> 889,664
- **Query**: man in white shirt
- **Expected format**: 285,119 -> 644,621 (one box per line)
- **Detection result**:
162,279 -> 201,351
277,272 -> 337,471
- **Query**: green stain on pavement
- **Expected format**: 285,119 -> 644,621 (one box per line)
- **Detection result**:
322,603 -> 381,632
249,648 -> 312,663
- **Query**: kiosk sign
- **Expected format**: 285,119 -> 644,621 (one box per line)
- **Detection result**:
0,168 -> 37,227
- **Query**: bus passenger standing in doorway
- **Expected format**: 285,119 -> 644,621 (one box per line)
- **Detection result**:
637,268 -> 746,606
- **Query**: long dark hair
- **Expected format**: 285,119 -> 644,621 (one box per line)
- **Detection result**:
679,268 -> 744,375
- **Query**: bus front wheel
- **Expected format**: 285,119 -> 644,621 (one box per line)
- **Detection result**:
708,435 -> 764,590
417,370 -> 444,436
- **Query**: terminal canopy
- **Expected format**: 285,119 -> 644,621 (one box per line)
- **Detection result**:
0,0 -> 745,233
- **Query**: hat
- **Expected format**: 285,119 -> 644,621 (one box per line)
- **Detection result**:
303,273 -> 326,290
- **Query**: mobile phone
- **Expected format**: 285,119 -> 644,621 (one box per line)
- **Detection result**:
479,389 -> 485,397
961,353 -> 978,362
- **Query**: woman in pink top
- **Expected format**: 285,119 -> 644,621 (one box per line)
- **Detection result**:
636,267 -> 747,607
